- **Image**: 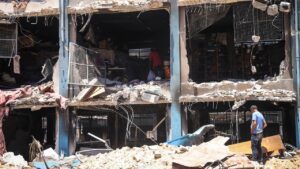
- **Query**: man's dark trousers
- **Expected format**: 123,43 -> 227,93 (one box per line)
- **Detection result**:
251,133 -> 263,162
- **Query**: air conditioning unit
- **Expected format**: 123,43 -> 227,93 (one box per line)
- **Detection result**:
0,21 -> 18,59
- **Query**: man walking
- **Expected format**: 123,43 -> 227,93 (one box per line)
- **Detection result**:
250,105 -> 267,163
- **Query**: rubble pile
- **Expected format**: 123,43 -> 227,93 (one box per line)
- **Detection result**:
0,82 -> 68,109
106,82 -> 170,104
265,154 -> 300,169
77,136 -> 232,169
181,79 -> 296,102
0,152 -> 31,169
77,144 -> 186,169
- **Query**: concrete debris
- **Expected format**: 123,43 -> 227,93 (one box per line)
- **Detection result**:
0,0 -> 59,17
265,154 -> 300,169
42,148 -> 60,161
173,136 -> 231,168
106,82 -> 170,104
180,79 -> 295,102
2,82 -> 68,109
77,136 -> 232,169
0,152 -> 29,168
141,92 -> 160,103
77,144 -> 186,169
69,0 -> 163,10
222,154 -> 256,169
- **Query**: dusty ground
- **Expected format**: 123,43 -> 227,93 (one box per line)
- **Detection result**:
264,154 -> 300,169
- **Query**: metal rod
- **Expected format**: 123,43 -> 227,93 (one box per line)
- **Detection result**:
87,132 -> 112,149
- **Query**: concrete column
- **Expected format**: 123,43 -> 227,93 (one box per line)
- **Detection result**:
57,0 -> 70,155
291,0 -> 300,147
169,1 -> 188,140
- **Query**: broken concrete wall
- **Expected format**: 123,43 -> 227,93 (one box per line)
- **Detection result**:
0,0 -> 59,17
180,78 -> 296,103
68,0 -> 168,14
0,0 -> 168,18
177,0 -> 246,6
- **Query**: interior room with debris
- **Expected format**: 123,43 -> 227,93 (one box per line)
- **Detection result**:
180,1 -> 296,146
0,15 -> 59,160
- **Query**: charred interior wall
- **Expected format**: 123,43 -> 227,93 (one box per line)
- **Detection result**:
68,10 -> 170,97
71,104 -> 167,151
76,10 -> 170,76
3,108 -> 56,160
186,4 -> 286,83
0,17 -> 59,89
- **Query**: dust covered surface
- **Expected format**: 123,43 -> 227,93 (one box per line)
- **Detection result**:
265,154 -> 300,169
77,144 -> 187,169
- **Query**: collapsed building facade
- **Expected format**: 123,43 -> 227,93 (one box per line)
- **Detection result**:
0,0 -> 299,159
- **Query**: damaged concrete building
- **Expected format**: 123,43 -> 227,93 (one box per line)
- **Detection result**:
0,0 -> 299,160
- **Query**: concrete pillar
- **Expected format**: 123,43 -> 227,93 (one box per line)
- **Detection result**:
57,0 -> 70,155
168,1 -> 188,140
291,0 -> 300,147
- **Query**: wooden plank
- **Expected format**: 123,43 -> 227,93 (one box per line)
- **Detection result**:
228,135 -> 285,154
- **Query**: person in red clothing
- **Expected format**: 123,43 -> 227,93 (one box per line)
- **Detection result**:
149,48 -> 163,77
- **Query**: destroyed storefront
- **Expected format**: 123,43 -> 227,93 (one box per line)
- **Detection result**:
0,0 -> 299,163
0,0 -> 60,159
66,2 -> 173,151
180,1 -> 297,145
0,0 -> 172,158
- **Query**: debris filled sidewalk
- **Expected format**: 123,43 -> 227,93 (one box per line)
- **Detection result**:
0,135 -> 298,169
77,136 -> 230,169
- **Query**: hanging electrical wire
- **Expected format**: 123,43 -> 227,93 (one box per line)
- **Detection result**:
95,106 -> 158,145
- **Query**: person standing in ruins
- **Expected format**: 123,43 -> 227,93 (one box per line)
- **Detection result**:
250,105 -> 267,163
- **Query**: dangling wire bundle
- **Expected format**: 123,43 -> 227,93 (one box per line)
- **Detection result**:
29,136 -> 50,169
